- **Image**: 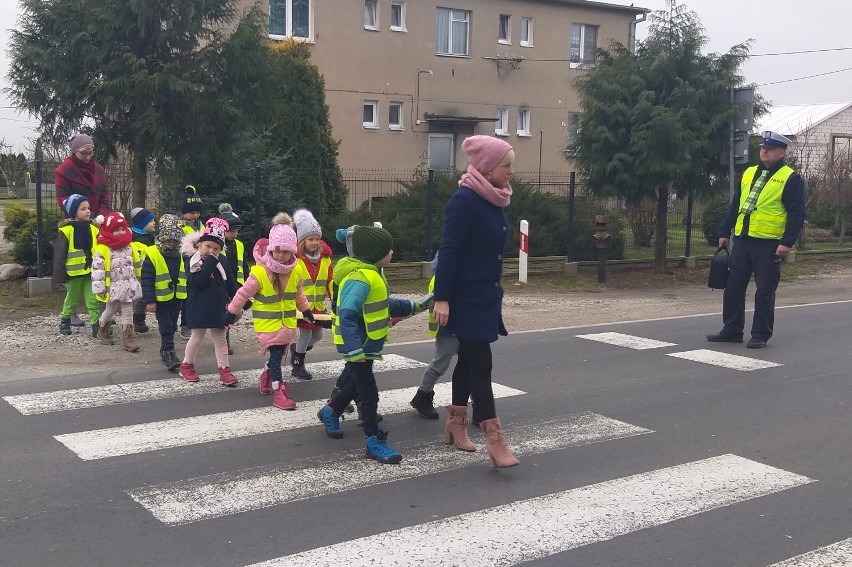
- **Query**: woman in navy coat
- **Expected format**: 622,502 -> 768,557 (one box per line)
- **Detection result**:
432,135 -> 519,468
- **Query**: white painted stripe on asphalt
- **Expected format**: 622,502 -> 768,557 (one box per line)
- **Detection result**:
246,454 -> 813,567
2,354 -> 426,415
54,382 -> 525,461
767,538 -> 852,566
129,412 -> 651,525
576,332 -> 676,349
667,349 -> 782,371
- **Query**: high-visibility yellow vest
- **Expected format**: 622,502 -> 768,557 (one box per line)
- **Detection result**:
427,276 -> 438,338
332,268 -> 390,345
298,256 -> 331,312
92,243 -> 140,303
249,264 -> 298,333
130,241 -> 147,278
145,245 -> 187,301
222,239 -> 245,285
735,165 -> 793,240
59,223 -> 98,277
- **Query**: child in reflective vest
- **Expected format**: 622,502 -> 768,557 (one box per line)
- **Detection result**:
53,194 -> 101,337
129,207 -> 156,334
226,213 -> 313,410
141,214 -> 187,370
217,203 -> 246,355
291,208 -> 333,380
91,212 -> 143,352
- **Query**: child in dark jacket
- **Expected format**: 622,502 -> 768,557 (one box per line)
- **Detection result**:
130,207 -> 156,334
142,215 -> 187,370
179,217 -> 238,385
317,224 -> 426,465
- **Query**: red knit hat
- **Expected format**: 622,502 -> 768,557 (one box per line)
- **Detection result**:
462,135 -> 513,175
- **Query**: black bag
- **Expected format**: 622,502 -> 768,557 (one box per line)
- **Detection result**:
708,246 -> 729,290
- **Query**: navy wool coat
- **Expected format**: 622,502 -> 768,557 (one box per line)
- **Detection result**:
433,186 -> 509,343
184,254 -> 237,329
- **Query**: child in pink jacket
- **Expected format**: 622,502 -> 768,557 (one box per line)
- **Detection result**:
226,213 -> 312,410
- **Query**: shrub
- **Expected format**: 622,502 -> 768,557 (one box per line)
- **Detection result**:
701,193 -> 730,246
2,204 -> 62,267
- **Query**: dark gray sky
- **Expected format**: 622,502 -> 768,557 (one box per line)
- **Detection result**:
2,0 -> 850,152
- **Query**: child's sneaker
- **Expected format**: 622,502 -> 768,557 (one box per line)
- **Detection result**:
272,382 -> 296,410
365,430 -> 402,464
259,366 -> 272,395
317,404 -> 343,439
218,366 -> 238,386
179,362 -> 199,382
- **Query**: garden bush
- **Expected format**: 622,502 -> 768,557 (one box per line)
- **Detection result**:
702,193 -> 730,246
2,204 -> 62,267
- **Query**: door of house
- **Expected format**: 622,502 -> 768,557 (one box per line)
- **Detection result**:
428,134 -> 455,170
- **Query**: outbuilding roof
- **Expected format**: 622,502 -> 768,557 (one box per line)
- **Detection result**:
756,102 -> 852,136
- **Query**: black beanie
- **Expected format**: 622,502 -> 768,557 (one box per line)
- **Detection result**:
181,185 -> 203,214
351,225 -> 393,263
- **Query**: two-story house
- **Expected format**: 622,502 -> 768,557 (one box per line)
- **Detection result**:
244,0 -> 648,174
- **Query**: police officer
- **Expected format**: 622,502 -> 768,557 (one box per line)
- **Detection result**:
707,131 -> 806,349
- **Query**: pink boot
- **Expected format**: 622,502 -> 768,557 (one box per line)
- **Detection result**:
218,366 -> 238,386
179,363 -> 199,383
259,366 -> 272,395
273,382 -> 297,410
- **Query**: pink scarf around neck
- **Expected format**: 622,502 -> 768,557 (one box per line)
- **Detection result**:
458,165 -> 512,207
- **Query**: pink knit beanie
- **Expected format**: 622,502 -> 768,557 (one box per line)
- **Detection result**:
268,213 -> 298,253
462,135 -> 513,175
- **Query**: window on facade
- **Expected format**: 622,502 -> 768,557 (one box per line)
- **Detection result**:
389,102 -> 403,130
517,108 -> 531,137
391,3 -> 406,31
436,8 -> 470,56
364,0 -> 378,29
498,15 -> 510,44
269,0 -> 311,39
495,108 -> 509,136
363,101 -> 379,129
567,112 -> 580,145
570,23 -> 598,65
520,18 -> 533,46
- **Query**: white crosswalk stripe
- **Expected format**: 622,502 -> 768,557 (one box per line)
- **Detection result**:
667,349 -> 782,371
54,382 -> 526,460
2,354 -> 426,415
244,454 -> 813,567
577,332 -> 677,349
766,538 -> 852,566
128,412 -> 651,525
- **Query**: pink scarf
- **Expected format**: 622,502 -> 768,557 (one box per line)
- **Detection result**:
458,165 -> 512,207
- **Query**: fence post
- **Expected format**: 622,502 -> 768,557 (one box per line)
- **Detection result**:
254,166 -> 262,237
519,220 -> 529,283
426,168 -> 434,260
684,188 -> 694,258
566,171 -> 575,261
35,160 -> 44,278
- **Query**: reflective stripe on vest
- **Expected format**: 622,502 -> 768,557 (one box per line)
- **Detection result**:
735,165 -> 792,239
59,224 -> 98,277
331,268 -> 390,345
222,239 -> 245,285
298,256 -> 331,311
130,242 -> 147,278
92,243 -> 140,303
145,245 -> 187,301
249,264 -> 298,332
427,276 -> 438,338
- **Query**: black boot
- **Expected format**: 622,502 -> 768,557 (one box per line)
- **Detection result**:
161,349 -> 181,371
291,351 -> 313,380
59,317 -> 72,335
91,322 -> 100,338
133,312 -> 149,333
329,386 -> 355,413
410,389 -> 439,419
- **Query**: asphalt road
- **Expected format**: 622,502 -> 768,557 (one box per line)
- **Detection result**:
2,299 -> 852,566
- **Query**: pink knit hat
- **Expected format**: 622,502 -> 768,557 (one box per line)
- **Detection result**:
268,213 -> 298,253
462,135 -> 513,175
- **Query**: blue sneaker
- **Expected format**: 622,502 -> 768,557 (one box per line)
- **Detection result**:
317,405 -> 343,439
365,430 -> 402,464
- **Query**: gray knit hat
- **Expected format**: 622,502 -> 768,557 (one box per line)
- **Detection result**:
293,208 -> 322,242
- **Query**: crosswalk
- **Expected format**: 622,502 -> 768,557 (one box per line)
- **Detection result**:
2,332 -> 844,566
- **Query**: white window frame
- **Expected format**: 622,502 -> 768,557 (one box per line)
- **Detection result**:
498,14 -> 511,44
517,108 -> 531,137
428,133 -> 456,170
495,108 -> 509,136
269,0 -> 313,41
520,17 -> 533,47
364,0 -> 378,30
390,2 -> 406,32
570,23 -> 598,68
436,7 -> 470,56
388,101 -> 404,131
363,101 -> 379,129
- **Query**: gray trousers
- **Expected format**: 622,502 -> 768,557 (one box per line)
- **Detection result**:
418,332 -> 459,392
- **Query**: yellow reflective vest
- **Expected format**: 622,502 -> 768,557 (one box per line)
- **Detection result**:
130,241 -> 147,278
427,276 -> 438,338
332,268 -> 390,345
221,239 -> 245,285
59,223 -> 98,277
249,265 -> 298,333
92,243 -> 140,303
145,245 -> 187,301
735,165 -> 793,240
297,256 -> 332,312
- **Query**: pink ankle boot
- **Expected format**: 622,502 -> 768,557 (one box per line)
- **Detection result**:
218,366 -> 238,386
273,382 -> 297,410
179,363 -> 199,382
259,366 -> 272,395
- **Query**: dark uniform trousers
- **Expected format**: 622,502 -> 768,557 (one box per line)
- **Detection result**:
721,236 -> 782,341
